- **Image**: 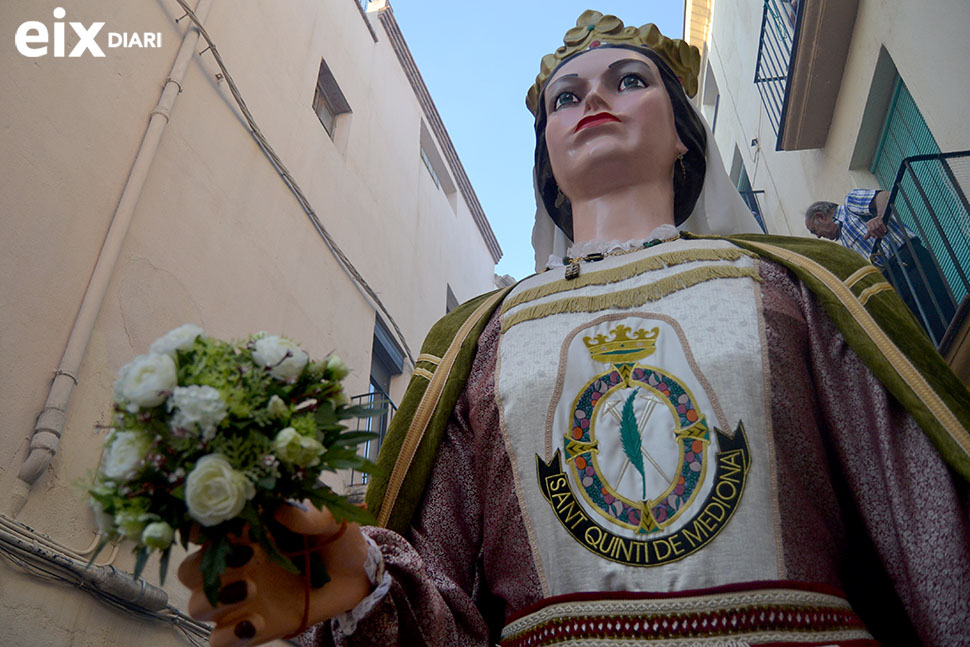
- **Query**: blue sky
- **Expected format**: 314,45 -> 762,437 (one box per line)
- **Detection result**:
388,2 -> 686,280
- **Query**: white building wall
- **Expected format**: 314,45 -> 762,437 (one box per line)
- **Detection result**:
0,0 -> 499,644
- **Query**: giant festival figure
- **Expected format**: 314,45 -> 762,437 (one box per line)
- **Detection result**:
178,11 -> 970,647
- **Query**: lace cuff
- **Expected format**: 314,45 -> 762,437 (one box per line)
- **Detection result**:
330,535 -> 390,637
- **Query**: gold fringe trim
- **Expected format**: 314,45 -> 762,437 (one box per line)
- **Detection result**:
501,265 -> 762,333
503,247 -> 758,314
415,353 -> 441,366
844,265 -> 881,289
412,367 -> 434,381
858,282 -> 894,306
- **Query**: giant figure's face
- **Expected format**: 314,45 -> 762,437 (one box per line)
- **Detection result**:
543,47 -> 687,204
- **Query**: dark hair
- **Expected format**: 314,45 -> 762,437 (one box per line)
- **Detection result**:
534,45 -> 707,240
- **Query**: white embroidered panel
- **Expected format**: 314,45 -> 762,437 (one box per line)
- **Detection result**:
495,239 -> 780,596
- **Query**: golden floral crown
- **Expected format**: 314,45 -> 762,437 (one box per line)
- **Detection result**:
526,10 -> 701,116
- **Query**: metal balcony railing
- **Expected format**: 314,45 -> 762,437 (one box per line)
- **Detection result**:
879,151 -> 970,348
754,0 -> 797,136
348,387 -> 396,486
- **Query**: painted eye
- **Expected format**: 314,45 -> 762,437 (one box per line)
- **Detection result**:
618,74 -> 647,91
553,91 -> 579,111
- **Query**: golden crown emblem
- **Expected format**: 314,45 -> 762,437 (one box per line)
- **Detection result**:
526,10 -> 701,116
583,325 -> 660,364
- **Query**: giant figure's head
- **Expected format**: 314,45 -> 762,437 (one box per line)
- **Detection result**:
527,12 -> 705,240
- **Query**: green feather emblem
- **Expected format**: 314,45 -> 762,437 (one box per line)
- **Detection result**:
620,389 -> 646,501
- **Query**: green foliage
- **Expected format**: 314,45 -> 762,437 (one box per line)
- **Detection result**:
620,389 -> 647,501
290,413 -> 318,438
200,534 -> 233,606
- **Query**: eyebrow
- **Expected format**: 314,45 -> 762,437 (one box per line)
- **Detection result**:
608,58 -> 652,70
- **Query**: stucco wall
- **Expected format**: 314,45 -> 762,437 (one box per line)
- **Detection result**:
0,0 -> 497,644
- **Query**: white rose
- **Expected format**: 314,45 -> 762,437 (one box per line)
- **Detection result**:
184,454 -> 255,527
149,323 -> 204,357
168,385 -> 227,440
272,427 -> 324,468
251,336 -> 308,381
101,430 -> 153,481
141,521 -> 175,549
115,353 -> 177,411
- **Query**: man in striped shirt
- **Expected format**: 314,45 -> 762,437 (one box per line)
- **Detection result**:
805,188 -> 955,342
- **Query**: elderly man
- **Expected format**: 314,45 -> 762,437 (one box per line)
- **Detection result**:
805,188 -> 955,341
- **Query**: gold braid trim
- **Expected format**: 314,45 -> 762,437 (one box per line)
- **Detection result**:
501,265 -> 762,333
858,282 -> 895,306
844,265 -> 882,289
412,367 -> 434,381
504,247 -> 757,314
526,10 -> 701,115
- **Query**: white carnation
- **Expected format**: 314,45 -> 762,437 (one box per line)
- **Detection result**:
115,353 -> 177,411
184,454 -> 255,527
272,427 -> 324,468
252,335 -> 308,381
101,430 -> 153,481
168,385 -> 227,440
149,323 -> 204,357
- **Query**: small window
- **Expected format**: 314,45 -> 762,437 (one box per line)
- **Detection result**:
419,121 -> 458,210
421,146 -> 441,188
729,145 -> 768,233
313,58 -> 351,138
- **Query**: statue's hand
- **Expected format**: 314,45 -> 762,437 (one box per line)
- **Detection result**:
177,504 -> 371,647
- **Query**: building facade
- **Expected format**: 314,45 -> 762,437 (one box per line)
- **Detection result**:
685,0 -> 970,375
0,0 -> 499,644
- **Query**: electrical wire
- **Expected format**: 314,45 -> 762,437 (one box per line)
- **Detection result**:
0,513 -> 119,564
170,0 -> 415,366
0,525 -> 211,647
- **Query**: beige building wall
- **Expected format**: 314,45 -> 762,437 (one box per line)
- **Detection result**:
0,0 -> 500,644
685,0 -> 970,236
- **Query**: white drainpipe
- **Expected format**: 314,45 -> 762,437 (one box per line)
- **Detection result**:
12,0 -> 216,514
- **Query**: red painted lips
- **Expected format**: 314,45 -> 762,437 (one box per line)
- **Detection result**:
575,112 -> 621,132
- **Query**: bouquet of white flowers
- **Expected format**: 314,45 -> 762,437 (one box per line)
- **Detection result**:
88,324 -> 378,604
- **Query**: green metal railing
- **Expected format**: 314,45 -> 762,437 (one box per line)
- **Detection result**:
879,151 -> 970,347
